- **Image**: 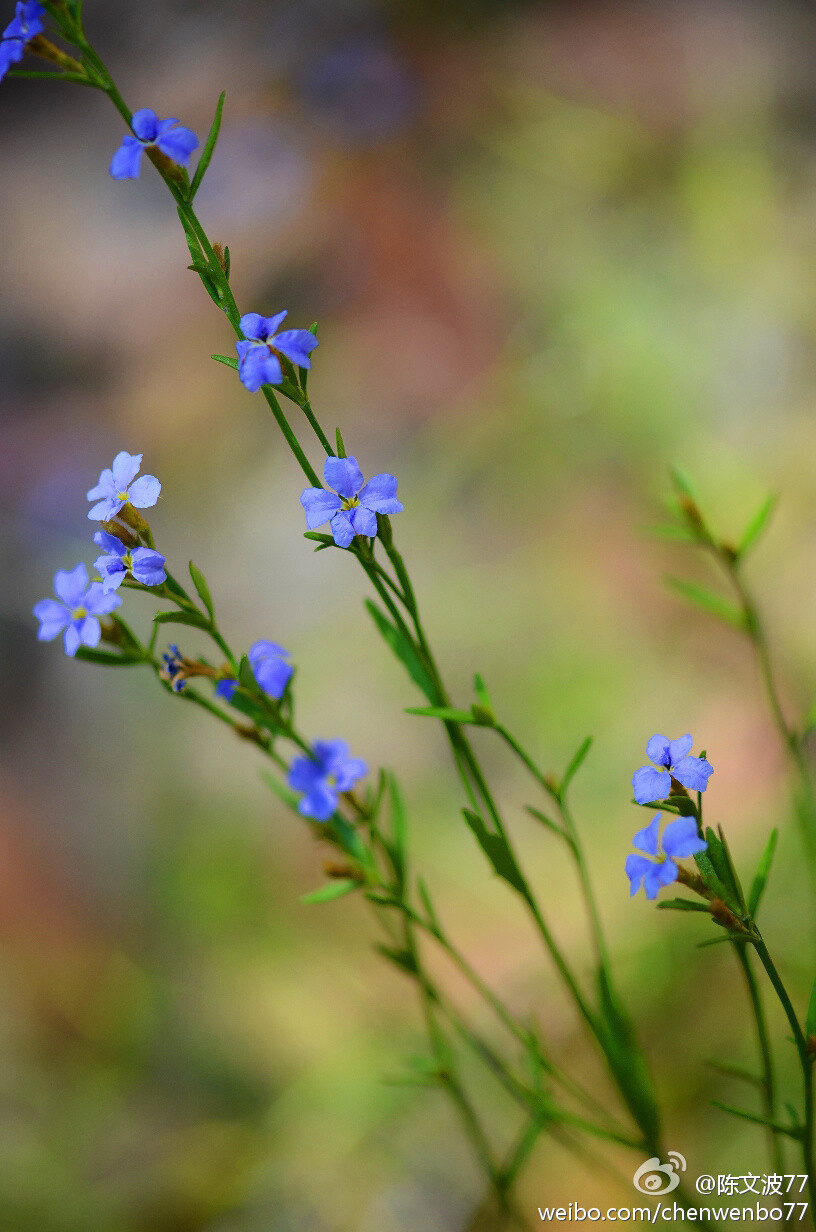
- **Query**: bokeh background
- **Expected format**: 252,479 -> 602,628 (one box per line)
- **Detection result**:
4,0 -> 816,1227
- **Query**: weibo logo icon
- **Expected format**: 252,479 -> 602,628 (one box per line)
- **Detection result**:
632,1152 -> 687,1195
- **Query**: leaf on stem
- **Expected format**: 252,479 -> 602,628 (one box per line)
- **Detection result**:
75,647 -> 144,666
665,578 -> 747,630
188,561 -> 215,622
301,879 -> 358,905
153,609 -> 211,631
596,968 -> 660,1144
737,493 -> 777,560
656,898 -> 710,913
559,735 -> 593,799
189,90 -> 225,200
211,353 -> 238,371
748,828 -> 778,917
461,808 -> 528,897
364,599 -> 437,702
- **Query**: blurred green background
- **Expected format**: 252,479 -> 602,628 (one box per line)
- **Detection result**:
3,0 -> 816,1227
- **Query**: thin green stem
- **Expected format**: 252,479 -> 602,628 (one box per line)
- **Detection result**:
734,943 -> 785,1176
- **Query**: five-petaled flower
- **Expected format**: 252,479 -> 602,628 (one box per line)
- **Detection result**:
235,312 -> 319,392
287,739 -> 367,822
0,1 -> 44,83
626,813 -> 707,900
632,733 -> 713,806
33,563 -> 121,657
249,640 -> 293,699
301,456 -> 403,548
87,451 -> 161,522
93,531 -> 166,592
110,108 -> 199,180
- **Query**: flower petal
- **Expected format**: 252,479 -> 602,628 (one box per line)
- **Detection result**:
54,563 -> 88,606
350,504 -> 377,537
632,814 -> 660,856
273,328 -> 319,368
85,584 -> 122,616
33,599 -> 69,641
644,858 -> 678,900
130,547 -> 167,587
662,816 -> 708,861
93,531 -> 126,556
87,468 -> 116,501
314,739 -> 348,770
87,497 -> 123,522
128,474 -> 161,508
298,783 -> 337,822
79,615 -> 102,648
334,757 -> 367,792
109,136 -> 144,180
672,755 -> 714,794
646,734 -> 672,767
324,456 -> 363,499
287,755 -> 324,792
239,312 -> 269,341
668,734 -> 694,766
625,854 -> 652,897
131,108 -> 159,141
300,487 -> 341,529
254,657 -> 293,700
632,764 -> 670,806
63,623 -> 81,657
358,472 -> 403,514
248,640 -> 289,665
111,450 -> 142,489
155,125 -> 199,166
262,310 -> 289,336
329,509 -> 355,548
94,555 -> 127,591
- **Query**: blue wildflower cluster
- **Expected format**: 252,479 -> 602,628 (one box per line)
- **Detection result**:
288,740 -> 368,822
235,312 -> 319,392
33,450 -> 166,655
0,1 -> 44,82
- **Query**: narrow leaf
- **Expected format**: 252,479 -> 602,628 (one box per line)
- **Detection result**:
189,90 -> 225,199
737,493 -> 777,559
665,578 -> 747,630
364,599 -> 437,702
260,770 -> 300,809
211,353 -> 238,370
710,1100 -> 802,1138
524,805 -> 568,841
375,944 -> 418,975
300,879 -> 358,905
805,974 -> 816,1039
335,427 -> 346,458
748,828 -> 778,917
417,878 -> 441,933
74,647 -> 144,666
188,561 -> 214,622
597,968 -> 660,1144
386,772 -> 407,892
153,609 -> 211,631
405,705 -> 474,723
657,897 -> 710,913
560,736 -> 592,799
461,808 -> 528,897
707,1059 -> 764,1087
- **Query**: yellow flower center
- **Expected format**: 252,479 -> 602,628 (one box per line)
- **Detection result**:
340,495 -> 360,511
117,489 -> 130,502
71,605 -> 87,621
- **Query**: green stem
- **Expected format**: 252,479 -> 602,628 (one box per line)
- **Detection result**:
734,943 -> 785,1176
752,935 -> 815,1225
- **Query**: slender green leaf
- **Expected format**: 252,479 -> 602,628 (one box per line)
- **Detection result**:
697,933 -> 739,948
461,808 -> 528,897
153,609 -> 211,631
364,599 -> 436,702
301,879 -> 358,905
375,944 -> 418,975
748,828 -> 778,917
238,654 -> 255,690
417,878 -> 441,933
189,91 -> 225,199
524,805 -> 568,841
737,493 -> 777,559
560,735 -> 592,799
304,531 -> 334,546
405,705 -> 474,723
597,968 -> 659,1144
335,427 -> 346,458
386,773 -> 407,893
657,897 -> 710,913
694,843 -> 740,913
211,353 -> 238,370
711,1100 -> 803,1138
665,577 -> 747,630
707,1059 -> 764,1087
669,465 -> 700,501
188,561 -> 214,622
714,826 -> 747,914
74,647 -> 144,666
805,973 -> 816,1039
260,770 -> 300,809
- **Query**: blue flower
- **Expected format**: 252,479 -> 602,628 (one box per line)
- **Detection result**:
215,678 -> 238,701
287,739 -> 367,821
625,813 -> 707,900
110,108 -> 199,180
0,2 -> 44,84
248,640 -> 293,699
160,644 -> 186,692
632,733 -> 713,806
94,531 -> 166,592
300,456 -> 403,548
33,563 -> 121,657
87,451 -> 161,522
235,312 -> 319,392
